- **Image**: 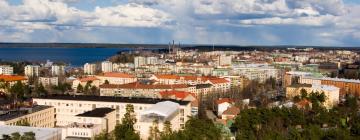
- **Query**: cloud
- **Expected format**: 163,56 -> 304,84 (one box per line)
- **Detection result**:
0,0 -> 172,31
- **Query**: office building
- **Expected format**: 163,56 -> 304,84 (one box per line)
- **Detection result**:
101,61 -> 113,73
84,63 -> 97,75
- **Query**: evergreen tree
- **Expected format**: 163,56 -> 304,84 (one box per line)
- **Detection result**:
149,119 -> 160,140
114,104 -> 140,140
76,84 -> 84,93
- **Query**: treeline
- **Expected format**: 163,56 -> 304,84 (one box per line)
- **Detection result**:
232,95 -> 360,140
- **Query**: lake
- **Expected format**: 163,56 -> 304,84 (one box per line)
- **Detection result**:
0,47 -> 129,66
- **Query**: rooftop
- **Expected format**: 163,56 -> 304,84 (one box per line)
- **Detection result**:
0,125 -> 61,140
98,72 -> 135,78
0,75 -> 27,82
99,82 -> 188,89
34,95 -> 191,105
76,108 -> 115,117
0,105 -> 52,121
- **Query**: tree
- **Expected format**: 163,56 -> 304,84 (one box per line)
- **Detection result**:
149,119 -> 161,140
162,121 -> 172,137
104,80 -> 110,85
300,88 -> 308,99
21,132 -> 35,140
16,118 -> 30,126
76,84 -> 84,93
11,132 -> 21,140
114,104 -> 140,140
9,81 -> 25,100
95,130 -> 110,140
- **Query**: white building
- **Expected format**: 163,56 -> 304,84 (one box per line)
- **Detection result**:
84,63 -> 97,75
0,65 -> 13,75
233,64 -> 279,83
286,84 -> 340,109
0,125 -> 62,140
33,95 -> 192,139
134,56 -> 146,68
39,77 -> 59,87
101,61 -> 113,73
51,65 -> 65,76
24,65 -> 40,77
218,55 -> 232,66
61,108 -> 116,139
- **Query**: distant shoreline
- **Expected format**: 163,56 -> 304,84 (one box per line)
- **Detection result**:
0,43 -> 359,50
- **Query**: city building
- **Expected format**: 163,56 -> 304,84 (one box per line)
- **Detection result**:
0,105 -> 55,128
0,75 -> 28,92
101,61 -> 113,73
96,72 -> 137,85
300,76 -> 360,96
51,65 -> 65,76
214,98 -> 234,117
149,74 -> 231,93
0,65 -> 13,75
72,76 -> 100,90
39,77 -> 59,87
84,63 -> 97,75
24,65 -> 40,77
286,84 -> 340,109
33,95 -> 192,139
217,55 -> 232,66
0,125 -> 62,140
134,56 -> 146,68
61,108 -> 116,139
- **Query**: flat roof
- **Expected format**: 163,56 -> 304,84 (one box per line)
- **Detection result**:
34,95 -> 191,105
76,108 -> 114,117
0,125 -> 61,140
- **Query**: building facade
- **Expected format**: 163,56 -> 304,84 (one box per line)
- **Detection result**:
24,65 -> 40,77
33,95 -> 192,139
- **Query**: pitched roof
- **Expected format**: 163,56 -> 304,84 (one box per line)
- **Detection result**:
99,82 -> 188,89
0,75 -> 27,82
99,72 -> 135,78
159,90 -> 196,100
215,98 -> 234,104
154,74 -> 229,84
222,106 -> 240,115
78,76 -> 99,82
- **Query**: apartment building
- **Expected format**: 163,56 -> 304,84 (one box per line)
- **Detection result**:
24,65 -> 40,77
286,84 -> 340,109
39,77 -> 59,87
149,74 -> 230,93
99,82 -> 191,97
51,65 -> 65,76
0,105 -> 55,128
0,65 -> 13,75
300,76 -> 360,96
96,72 -> 137,85
101,61 -> 113,73
232,65 -> 279,83
84,63 -> 97,75
33,95 -> 192,139
61,108 -> 116,139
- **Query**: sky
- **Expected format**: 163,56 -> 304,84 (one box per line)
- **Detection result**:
0,0 -> 360,46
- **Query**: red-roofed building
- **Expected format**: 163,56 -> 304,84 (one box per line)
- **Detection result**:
150,74 -> 231,93
0,75 -> 28,93
72,76 -> 100,91
214,98 -> 235,116
221,106 -> 240,120
159,90 -> 196,101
